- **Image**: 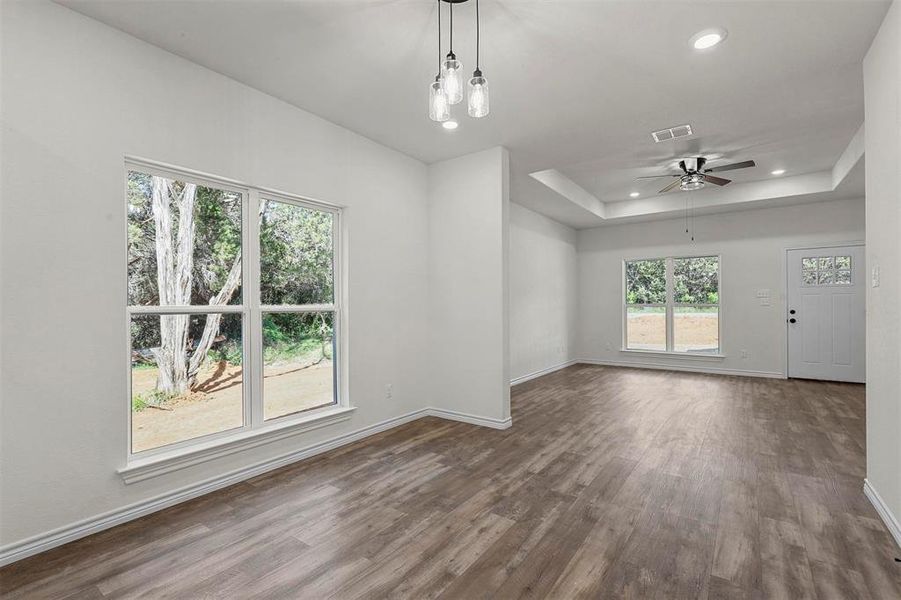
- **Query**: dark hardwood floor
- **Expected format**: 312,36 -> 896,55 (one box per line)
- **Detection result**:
2,365 -> 899,599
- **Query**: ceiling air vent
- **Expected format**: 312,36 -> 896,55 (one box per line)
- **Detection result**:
651,124 -> 693,143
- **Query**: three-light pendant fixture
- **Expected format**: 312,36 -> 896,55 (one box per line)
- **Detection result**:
429,0 -> 489,124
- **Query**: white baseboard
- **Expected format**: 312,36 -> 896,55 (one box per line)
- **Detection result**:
577,358 -> 785,379
0,406 -> 509,567
510,360 -> 577,386
864,478 -> 901,549
425,407 -> 512,429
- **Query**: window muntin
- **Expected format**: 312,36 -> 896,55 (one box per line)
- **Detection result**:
624,256 -> 720,354
802,255 -> 851,286
127,162 -> 342,456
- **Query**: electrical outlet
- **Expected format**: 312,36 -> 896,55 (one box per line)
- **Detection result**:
385,384 -> 393,400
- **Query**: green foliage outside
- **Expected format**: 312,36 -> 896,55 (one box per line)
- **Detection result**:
626,257 -> 718,306
674,257 -> 719,304
261,313 -> 333,365
131,389 -> 175,412
625,259 -> 666,304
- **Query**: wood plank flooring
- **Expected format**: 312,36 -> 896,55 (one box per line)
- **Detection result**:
2,365 -> 900,598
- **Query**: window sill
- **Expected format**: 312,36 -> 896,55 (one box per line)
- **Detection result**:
620,349 -> 726,360
119,406 -> 356,484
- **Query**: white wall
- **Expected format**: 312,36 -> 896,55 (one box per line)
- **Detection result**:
863,0 -> 901,541
0,0 -> 433,550
577,198 -> 865,377
428,147 -> 511,423
509,203 -> 578,382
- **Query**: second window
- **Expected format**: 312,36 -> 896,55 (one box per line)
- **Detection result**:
624,255 -> 720,354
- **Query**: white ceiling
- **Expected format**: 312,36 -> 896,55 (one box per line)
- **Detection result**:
59,0 -> 888,228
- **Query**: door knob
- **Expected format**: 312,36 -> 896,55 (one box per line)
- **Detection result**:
789,318 -> 797,323
789,309 -> 796,314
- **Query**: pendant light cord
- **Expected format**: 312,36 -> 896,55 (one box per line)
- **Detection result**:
437,0 -> 441,75
476,0 -> 480,69
449,1 -> 454,54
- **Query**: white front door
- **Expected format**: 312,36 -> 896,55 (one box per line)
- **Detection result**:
787,245 -> 865,383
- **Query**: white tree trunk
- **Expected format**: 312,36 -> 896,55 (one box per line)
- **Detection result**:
183,201 -> 268,384
150,189 -> 258,395
186,252 -> 242,385
150,177 -> 196,396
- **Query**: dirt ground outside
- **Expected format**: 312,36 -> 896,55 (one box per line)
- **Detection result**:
131,359 -> 334,453
627,313 -> 718,352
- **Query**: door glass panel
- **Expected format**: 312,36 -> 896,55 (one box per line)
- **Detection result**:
818,270 -> 834,285
835,270 -> 852,284
802,257 -> 817,270
802,270 -> 817,286
818,257 -> 834,270
835,256 -> 851,270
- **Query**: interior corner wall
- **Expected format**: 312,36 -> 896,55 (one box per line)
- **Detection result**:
509,203 -> 578,383
0,0 -> 431,552
863,0 -> 901,539
427,146 -> 511,423
577,198 -> 865,377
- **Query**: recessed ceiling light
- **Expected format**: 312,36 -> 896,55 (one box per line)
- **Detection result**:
442,120 -> 459,130
690,28 -> 727,50
630,192 -> 640,198
771,169 -> 786,175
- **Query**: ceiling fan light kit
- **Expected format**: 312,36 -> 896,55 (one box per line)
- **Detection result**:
429,0 -> 489,123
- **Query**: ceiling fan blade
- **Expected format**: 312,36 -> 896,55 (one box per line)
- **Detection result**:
704,160 -> 756,173
658,179 -> 682,194
704,174 -> 731,186
636,174 -> 680,179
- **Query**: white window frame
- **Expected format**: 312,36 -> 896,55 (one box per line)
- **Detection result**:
622,254 -> 723,357
122,157 -> 352,478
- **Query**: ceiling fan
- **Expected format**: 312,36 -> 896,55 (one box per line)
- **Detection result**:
637,157 -> 757,194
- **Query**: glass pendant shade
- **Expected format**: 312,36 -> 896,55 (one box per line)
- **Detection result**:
429,78 -> 450,122
441,55 -> 464,105
468,72 -> 489,118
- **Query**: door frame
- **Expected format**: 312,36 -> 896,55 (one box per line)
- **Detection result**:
783,240 -> 865,379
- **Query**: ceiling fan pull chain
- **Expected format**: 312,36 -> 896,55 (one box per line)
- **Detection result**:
691,198 -> 695,241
